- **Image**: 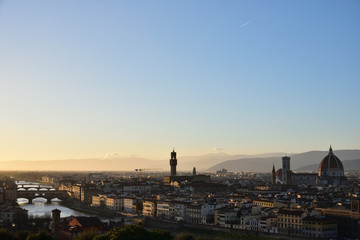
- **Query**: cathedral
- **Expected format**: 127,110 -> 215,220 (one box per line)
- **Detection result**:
272,146 -> 347,186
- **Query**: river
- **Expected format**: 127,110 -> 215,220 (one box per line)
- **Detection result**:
16,180 -> 93,218
17,198 -> 93,218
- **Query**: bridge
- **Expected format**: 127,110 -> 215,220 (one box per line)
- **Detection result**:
16,183 -> 68,203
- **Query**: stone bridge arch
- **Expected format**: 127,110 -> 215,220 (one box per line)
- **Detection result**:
17,188 -> 68,203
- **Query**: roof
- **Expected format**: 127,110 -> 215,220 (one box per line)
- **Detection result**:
302,216 -> 335,222
72,217 -> 103,227
278,209 -> 306,216
275,169 -> 282,178
254,199 -> 273,203
318,146 -> 344,173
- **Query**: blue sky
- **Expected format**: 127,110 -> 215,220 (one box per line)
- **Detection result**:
0,1 -> 359,160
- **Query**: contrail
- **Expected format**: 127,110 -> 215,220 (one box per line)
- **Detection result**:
240,19 -> 253,28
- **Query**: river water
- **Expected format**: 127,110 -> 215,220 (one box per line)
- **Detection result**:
17,198 -> 93,218
16,181 -> 93,218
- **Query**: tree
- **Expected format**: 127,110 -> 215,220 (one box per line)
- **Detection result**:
25,231 -> 54,240
174,233 -> 197,240
0,229 -> 12,240
15,231 -> 32,240
149,229 -> 172,240
93,224 -> 172,240
74,232 -> 97,240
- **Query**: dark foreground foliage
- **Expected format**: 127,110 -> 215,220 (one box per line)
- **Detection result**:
94,224 -> 171,240
0,224 -> 275,240
0,229 -> 53,240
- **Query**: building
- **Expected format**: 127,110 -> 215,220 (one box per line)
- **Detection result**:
273,156 -> 317,186
123,198 -> 137,213
302,216 -> 337,238
81,184 -> 102,205
317,146 -> 347,186
164,149 -> 211,185
143,200 -> 156,217
186,203 -> 202,224
282,156 -> 290,185
319,208 -> 360,238
214,206 -> 240,227
201,203 -> 216,224
157,201 -> 171,219
0,204 -> 28,227
42,176 -> 57,184
106,196 -> 123,211
72,184 -> 82,201
277,209 -> 307,236
3,180 -> 17,202
122,183 -> 152,193
60,216 -> 104,240
259,216 -> 277,233
164,175 -> 211,186
170,149 -> 177,177
272,146 -> 346,186
91,194 -> 107,208
52,209 -> 61,239
253,199 -> 274,208
173,201 -> 187,222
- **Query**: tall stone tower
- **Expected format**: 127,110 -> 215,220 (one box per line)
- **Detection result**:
52,208 -> 61,240
170,149 -> 177,176
282,156 -> 291,185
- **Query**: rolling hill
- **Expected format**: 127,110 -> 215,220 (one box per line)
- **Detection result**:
207,150 -> 360,172
0,150 -> 359,172
0,152 -> 285,172
295,158 -> 360,172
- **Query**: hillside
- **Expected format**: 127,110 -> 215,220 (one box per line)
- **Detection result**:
0,152 -> 285,172
0,150 -> 359,172
295,158 -> 360,172
207,150 -> 360,172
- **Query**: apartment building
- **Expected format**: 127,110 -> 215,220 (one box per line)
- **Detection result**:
302,216 -> 337,238
106,196 -> 123,211
277,209 -> 307,236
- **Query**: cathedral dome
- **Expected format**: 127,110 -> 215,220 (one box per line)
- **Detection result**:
318,146 -> 344,177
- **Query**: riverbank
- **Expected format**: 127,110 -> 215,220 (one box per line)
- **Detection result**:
60,200 -> 116,218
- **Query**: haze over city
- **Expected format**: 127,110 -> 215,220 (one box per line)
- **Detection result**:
0,1 -> 359,164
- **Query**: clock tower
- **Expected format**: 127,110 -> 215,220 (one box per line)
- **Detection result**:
170,149 -> 177,176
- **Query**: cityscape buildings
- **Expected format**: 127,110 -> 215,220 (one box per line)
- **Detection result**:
0,147 -> 359,239
272,146 -> 346,186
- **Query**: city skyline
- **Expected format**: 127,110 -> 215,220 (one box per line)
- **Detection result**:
0,1 -> 359,161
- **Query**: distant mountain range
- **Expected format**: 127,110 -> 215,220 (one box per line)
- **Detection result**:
0,150 -> 359,172
0,157 -> 162,172
207,150 -> 360,172
295,158 -> 360,172
175,152 -> 286,171
0,152 -> 284,172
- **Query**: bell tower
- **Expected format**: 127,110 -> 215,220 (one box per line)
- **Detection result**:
170,149 -> 177,176
282,156 -> 291,185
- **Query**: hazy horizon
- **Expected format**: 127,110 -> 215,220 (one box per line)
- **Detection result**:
0,148 -> 359,172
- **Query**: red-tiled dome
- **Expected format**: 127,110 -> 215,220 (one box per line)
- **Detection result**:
275,169 -> 282,178
318,146 -> 344,176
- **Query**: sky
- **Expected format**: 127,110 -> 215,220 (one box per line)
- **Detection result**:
0,1 -> 359,161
